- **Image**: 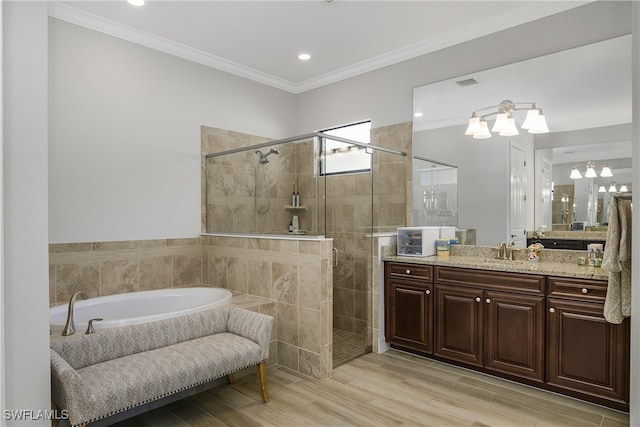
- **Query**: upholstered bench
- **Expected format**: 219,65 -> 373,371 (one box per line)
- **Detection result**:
50,306 -> 273,427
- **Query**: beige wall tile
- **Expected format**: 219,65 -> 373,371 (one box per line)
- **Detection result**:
299,307 -> 321,353
299,264 -> 321,310
227,257 -> 248,293
206,254 -> 228,288
277,302 -> 298,346
49,243 -> 92,253
172,254 -> 203,287
101,259 -> 139,296
299,349 -> 321,379
139,256 -> 172,290
55,262 -> 100,302
92,241 -> 131,251
277,341 -> 298,372
272,262 -> 298,305
247,260 -> 272,298
131,239 -> 167,249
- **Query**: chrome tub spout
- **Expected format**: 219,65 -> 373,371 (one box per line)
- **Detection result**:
62,291 -> 88,336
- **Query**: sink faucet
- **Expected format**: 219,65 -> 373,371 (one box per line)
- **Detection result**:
507,240 -> 517,261
62,291 -> 88,336
497,242 -> 507,260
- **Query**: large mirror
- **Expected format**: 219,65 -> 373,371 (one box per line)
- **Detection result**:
412,35 -> 632,246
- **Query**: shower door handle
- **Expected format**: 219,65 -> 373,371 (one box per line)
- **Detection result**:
332,247 -> 338,268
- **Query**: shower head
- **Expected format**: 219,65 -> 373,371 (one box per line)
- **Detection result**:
256,148 -> 280,164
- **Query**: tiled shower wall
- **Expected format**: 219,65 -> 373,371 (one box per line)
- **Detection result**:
201,126 -> 319,235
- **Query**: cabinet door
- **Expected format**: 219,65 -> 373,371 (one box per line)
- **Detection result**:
386,279 -> 433,354
484,290 -> 545,382
434,283 -> 483,367
547,297 -> 629,407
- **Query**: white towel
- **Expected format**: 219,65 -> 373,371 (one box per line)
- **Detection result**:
601,195 -> 632,324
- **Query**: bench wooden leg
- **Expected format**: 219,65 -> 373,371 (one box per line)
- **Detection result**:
227,373 -> 235,384
257,362 -> 270,403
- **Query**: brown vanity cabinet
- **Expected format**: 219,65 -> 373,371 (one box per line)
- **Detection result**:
546,276 -> 630,411
383,261 -> 630,411
433,267 -> 546,383
384,262 -> 433,355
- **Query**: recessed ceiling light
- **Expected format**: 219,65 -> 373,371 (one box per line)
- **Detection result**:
298,53 -> 311,61
127,0 -> 145,6
414,112 -> 423,117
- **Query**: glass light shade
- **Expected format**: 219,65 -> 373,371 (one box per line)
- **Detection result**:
491,113 -> 509,132
570,168 -> 583,179
465,115 -> 480,135
584,165 -> 597,178
600,165 -> 613,177
473,120 -> 492,139
599,185 -> 606,193
528,113 -> 549,134
609,183 -> 617,192
521,108 -> 539,130
499,117 -> 519,136
620,184 -> 628,192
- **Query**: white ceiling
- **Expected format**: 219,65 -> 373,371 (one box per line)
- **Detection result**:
50,0 -> 590,94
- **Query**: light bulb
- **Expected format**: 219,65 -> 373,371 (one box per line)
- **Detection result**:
600,165 -> 613,177
473,119 -> 492,139
465,114 -> 480,136
570,168 -> 582,179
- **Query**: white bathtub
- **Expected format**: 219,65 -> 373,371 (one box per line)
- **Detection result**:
50,287 -> 233,332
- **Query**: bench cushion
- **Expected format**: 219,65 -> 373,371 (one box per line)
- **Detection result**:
75,332 -> 262,424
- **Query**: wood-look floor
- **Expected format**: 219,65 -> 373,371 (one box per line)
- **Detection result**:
113,350 -> 629,427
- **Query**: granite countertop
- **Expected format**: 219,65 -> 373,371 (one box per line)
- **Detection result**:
384,255 -> 608,281
383,244 -> 608,281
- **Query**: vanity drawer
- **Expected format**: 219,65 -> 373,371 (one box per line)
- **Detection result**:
434,266 -> 545,295
386,262 -> 432,282
547,276 -> 607,302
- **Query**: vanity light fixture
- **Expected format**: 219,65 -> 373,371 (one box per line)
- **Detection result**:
609,182 -> 618,193
619,184 -> 629,192
465,100 -> 549,139
599,185 -> 607,193
570,162 -> 613,179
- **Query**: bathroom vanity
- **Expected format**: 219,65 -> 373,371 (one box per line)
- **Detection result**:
384,257 -> 629,412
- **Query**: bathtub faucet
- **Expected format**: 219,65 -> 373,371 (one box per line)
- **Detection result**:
62,291 -> 88,336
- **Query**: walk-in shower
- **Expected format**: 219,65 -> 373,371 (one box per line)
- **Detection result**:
203,130 -> 408,367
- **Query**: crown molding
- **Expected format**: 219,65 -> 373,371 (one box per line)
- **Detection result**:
49,1 -> 591,95
48,2 -> 296,92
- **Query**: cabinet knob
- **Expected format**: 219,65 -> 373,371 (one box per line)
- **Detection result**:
549,308 -> 555,313
475,297 -> 481,303
485,298 -> 491,304
425,290 -> 431,295
405,269 -> 411,274
581,288 -> 588,294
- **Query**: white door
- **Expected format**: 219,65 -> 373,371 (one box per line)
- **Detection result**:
510,145 -> 526,247
540,158 -> 553,230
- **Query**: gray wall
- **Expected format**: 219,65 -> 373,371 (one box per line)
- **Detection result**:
49,19 -> 298,243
